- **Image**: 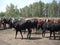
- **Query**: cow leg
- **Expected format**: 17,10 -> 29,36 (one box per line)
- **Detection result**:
0,23 -> 1,28
53,31 -> 55,40
50,31 -> 52,39
19,30 -> 23,39
36,24 -> 40,32
36,24 -> 38,32
27,28 -> 32,39
9,24 -> 12,28
15,30 -> 18,39
29,29 -> 32,39
27,32 -> 29,39
3,23 -> 6,29
24,29 -> 26,34
36,25 -> 38,32
42,29 -> 45,37
27,35 -> 28,39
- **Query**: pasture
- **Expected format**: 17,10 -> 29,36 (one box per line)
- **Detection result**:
0,28 -> 60,45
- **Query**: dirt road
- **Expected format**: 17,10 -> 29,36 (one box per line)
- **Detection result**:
0,29 -> 60,45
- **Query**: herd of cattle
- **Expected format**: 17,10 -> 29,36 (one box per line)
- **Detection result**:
0,17 -> 60,39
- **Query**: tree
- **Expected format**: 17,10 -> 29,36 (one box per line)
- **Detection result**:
58,1 -> 60,17
0,12 -> 5,17
38,1 -> 45,17
0,0 -> 59,18
5,3 -> 20,18
51,0 -> 58,17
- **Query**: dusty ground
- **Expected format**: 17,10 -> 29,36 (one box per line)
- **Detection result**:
0,29 -> 60,45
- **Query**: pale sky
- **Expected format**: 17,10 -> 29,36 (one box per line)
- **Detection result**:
0,0 -> 60,12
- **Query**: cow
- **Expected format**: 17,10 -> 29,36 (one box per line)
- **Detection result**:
25,18 -> 38,33
11,18 -> 38,39
37,18 -> 46,32
27,18 -> 38,32
42,19 -> 60,39
42,22 -> 52,38
1,17 -> 12,29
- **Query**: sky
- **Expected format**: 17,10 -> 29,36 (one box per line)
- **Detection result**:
0,0 -> 60,12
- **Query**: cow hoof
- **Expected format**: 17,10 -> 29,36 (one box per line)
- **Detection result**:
29,37 -> 31,39
15,37 -> 17,39
54,38 -> 55,40
49,37 -> 51,40
27,36 -> 28,39
21,38 -> 23,39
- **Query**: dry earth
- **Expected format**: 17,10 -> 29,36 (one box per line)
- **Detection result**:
0,29 -> 60,45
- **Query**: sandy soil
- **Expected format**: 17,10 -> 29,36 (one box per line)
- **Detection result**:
0,29 -> 60,45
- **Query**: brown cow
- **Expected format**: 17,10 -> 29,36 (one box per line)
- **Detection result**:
37,18 -> 46,31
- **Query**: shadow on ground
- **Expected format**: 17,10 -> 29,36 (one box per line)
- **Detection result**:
45,36 -> 60,40
15,37 -> 42,40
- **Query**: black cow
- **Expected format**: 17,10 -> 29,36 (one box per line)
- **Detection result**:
27,19 -> 38,31
2,18 -> 12,29
49,23 -> 60,39
42,22 -> 52,37
12,19 -> 38,39
42,22 -> 60,39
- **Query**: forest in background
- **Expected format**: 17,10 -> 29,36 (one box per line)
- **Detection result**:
0,0 -> 60,18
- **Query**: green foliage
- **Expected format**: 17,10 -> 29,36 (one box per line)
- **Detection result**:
0,0 -> 60,18
0,12 -> 5,17
5,3 -> 20,18
20,0 -> 59,17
